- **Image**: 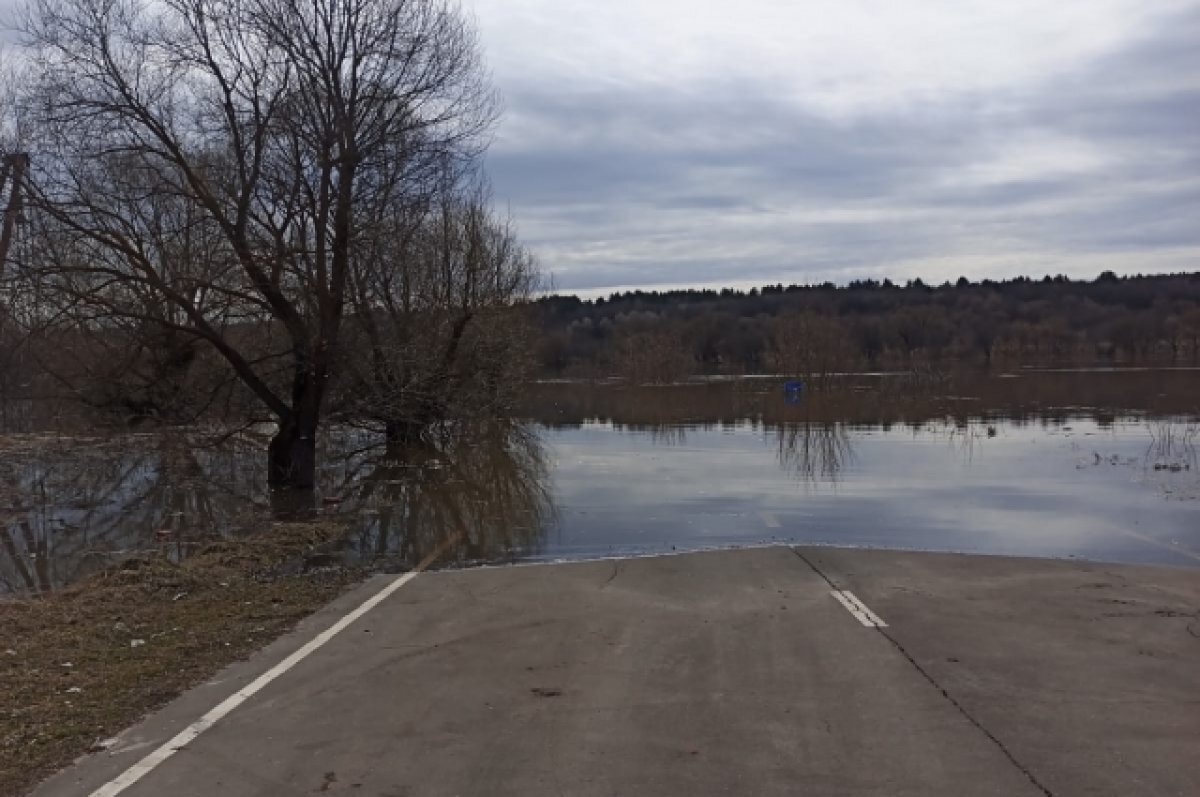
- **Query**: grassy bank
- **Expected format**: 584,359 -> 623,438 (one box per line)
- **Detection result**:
0,521 -> 361,796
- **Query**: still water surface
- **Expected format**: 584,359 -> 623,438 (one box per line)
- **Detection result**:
2,370 -> 1198,595
542,416 -> 1198,566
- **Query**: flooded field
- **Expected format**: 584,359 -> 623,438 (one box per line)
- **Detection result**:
2,369 -> 1198,595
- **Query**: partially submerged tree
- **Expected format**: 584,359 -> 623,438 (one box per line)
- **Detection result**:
766,313 -> 855,387
336,173 -> 539,443
12,0 -> 503,488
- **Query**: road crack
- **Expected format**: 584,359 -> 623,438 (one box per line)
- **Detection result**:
790,548 -> 1055,797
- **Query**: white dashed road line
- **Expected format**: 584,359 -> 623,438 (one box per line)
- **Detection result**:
831,590 -> 888,628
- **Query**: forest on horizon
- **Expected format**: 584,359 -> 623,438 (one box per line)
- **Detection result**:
532,271 -> 1200,381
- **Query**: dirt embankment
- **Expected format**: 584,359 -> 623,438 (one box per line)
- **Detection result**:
0,521 -> 361,796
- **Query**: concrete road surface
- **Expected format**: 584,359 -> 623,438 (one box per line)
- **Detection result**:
32,547 -> 1200,796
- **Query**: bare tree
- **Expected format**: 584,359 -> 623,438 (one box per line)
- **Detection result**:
767,312 -> 855,388
609,316 -> 692,385
336,171 -> 540,443
11,0 -> 499,488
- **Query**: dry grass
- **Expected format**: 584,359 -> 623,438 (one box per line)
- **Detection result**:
0,521 -> 361,796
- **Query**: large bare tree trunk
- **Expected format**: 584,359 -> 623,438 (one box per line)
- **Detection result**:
269,417 -> 318,489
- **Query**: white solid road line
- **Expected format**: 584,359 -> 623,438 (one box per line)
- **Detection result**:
759,511 -> 781,529
831,590 -> 888,628
90,571 -> 421,797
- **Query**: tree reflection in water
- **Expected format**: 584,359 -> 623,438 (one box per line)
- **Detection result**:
6,373 -> 1198,594
1146,421 -> 1198,471
774,422 -> 855,485
0,421 -> 556,595
0,433 -> 267,595
333,420 -> 556,569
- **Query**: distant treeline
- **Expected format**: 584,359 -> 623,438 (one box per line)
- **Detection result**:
532,271 -> 1200,380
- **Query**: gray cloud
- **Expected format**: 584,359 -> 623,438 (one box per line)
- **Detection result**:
480,3 -> 1200,293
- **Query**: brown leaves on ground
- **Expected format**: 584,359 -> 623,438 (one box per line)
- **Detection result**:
0,521 -> 361,796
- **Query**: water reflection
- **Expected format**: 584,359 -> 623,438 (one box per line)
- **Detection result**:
524,368 -> 1200,429
775,423 -> 854,484
934,420 -> 997,463
0,433 -> 266,595
4,370 -> 1200,594
1145,421 -> 1197,472
333,421 -> 556,568
545,414 -> 1200,566
530,373 -> 1200,567
0,421 -> 555,595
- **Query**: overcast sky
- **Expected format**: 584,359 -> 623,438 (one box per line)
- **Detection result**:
469,0 -> 1200,296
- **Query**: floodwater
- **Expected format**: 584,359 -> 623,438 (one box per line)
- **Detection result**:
2,369 -> 1198,595
541,416 -> 1198,565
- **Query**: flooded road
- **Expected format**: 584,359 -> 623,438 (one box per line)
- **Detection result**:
2,369 -> 1198,594
541,416 -> 1199,566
